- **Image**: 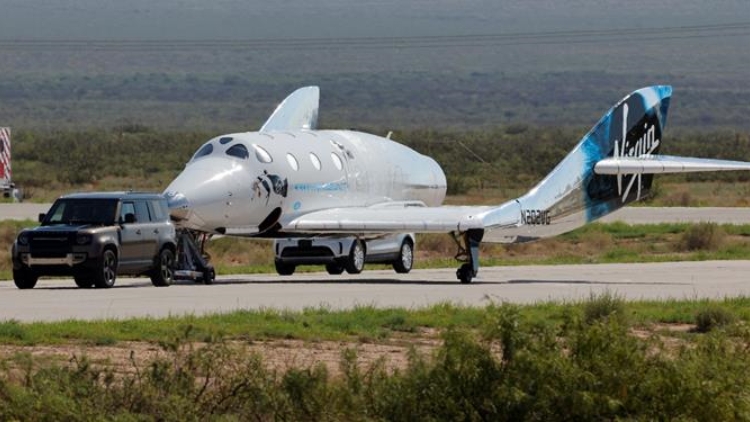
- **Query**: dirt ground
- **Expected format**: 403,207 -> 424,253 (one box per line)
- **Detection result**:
0,324 -> 695,378
0,335 -> 442,377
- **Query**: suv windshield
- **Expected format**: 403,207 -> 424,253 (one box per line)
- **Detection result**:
43,198 -> 119,226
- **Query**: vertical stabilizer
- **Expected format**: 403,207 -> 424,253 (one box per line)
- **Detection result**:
492,86 -> 672,242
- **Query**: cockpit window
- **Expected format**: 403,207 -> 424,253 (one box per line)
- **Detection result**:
219,136 -> 234,145
226,144 -> 249,159
253,144 -> 273,163
192,143 -> 214,160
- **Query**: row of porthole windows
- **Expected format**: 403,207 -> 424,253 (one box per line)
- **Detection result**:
252,144 -> 344,172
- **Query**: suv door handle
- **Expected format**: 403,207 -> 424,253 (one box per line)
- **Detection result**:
136,229 -> 142,235
153,229 -> 159,234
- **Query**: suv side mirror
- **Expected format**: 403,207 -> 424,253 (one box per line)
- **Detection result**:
38,213 -> 46,223
123,213 -> 137,224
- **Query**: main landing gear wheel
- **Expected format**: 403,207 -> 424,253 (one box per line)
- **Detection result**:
393,239 -> 414,274
345,239 -> 366,274
453,229 -> 484,284
457,263 -> 473,284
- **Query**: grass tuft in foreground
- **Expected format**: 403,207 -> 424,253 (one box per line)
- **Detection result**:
3,299 -> 750,420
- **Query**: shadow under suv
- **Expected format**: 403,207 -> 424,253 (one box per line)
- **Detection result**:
12,192 -> 177,289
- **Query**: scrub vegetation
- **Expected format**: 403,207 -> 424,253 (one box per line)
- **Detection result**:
1,298 -> 750,420
11,126 -> 750,202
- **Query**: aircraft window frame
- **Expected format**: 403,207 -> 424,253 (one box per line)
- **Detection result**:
219,136 -> 234,145
286,153 -> 299,171
309,152 -> 321,170
192,143 -> 213,160
252,144 -> 273,163
226,144 -> 250,160
330,152 -> 343,171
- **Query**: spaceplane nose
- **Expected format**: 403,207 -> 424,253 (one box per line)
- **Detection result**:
165,190 -> 190,221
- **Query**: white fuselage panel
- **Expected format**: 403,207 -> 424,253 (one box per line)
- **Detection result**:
165,130 -> 447,234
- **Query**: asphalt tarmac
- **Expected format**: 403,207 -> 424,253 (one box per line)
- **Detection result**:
1,260 -> 748,322
1,205 -> 749,322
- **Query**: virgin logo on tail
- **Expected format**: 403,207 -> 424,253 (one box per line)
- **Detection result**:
613,104 -> 661,202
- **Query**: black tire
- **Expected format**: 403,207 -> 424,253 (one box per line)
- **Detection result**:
93,249 -> 118,288
344,240 -> 366,274
13,268 -> 38,289
392,239 -> 414,274
202,266 -> 215,285
275,260 -> 295,276
73,275 -> 94,288
150,248 -> 175,287
456,263 -> 473,284
326,262 -> 345,275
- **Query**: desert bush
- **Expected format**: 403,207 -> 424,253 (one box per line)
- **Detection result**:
694,305 -> 737,333
582,291 -> 627,325
2,306 -> 750,420
680,222 -> 726,251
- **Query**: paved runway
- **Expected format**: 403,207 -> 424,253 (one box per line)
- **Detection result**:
2,205 -> 749,322
1,260 -> 749,322
0,203 -> 51,221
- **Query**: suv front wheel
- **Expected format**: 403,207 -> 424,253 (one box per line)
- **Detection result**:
93,249 -> 118,288
150,248 -> 175,287
13,268 -> 38,289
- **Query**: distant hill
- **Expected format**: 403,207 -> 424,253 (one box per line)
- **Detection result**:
0,1 -> 748,130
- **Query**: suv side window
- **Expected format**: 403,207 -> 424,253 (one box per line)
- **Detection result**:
134,200 -> 151,222
148,199 -> 167,222
120,201 -> 136,223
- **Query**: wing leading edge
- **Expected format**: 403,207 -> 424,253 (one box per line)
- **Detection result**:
282,202 -> 505,234
595,155 -> 750,175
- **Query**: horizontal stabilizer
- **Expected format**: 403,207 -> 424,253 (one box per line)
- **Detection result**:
594,155 -> 750,175
260,86 -> 319,132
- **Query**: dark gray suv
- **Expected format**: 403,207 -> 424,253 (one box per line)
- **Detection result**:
12,192 -> 177,289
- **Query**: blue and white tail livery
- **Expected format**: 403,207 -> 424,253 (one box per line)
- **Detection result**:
165,85 -> 750,282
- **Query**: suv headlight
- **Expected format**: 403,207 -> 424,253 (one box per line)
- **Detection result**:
17,233 -> 29,246
76,233 -> 93,245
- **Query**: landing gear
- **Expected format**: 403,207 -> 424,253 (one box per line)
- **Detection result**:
175,230 -> 215,285
456,263 -> 474,284
452,229 -> 484,284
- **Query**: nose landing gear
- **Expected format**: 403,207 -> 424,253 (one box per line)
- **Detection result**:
175,229 -> 216,284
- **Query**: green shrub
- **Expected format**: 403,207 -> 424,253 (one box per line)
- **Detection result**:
695,305 -> 737,333
2,306 -> 750,420
583,291 -> 627,325
680,222 -> 726,251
